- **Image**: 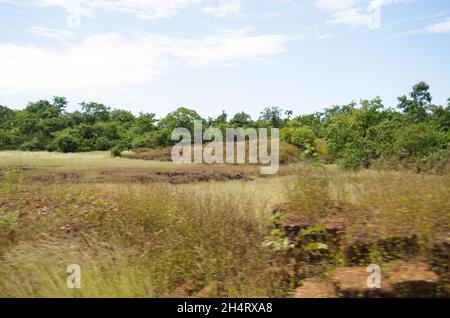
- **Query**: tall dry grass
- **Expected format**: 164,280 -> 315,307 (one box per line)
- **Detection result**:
0,175 -> 289,297
0,154 -> 448,297
284,165 -> 449,261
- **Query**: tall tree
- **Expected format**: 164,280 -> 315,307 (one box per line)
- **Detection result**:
259,106 -> 285,128
214,111 -> 228,125
158,107 -> 204,137
80,102 -> 111,123
0,105 -> 13,129
397,81 -> 433,123
25,96 -> 67,119
230,112 -> 252,127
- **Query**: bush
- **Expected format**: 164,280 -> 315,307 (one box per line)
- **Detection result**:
94,136 -> 114,151
281,126 -> 316,148
394,123 -> 447,160
110,146 -> 123,157
337,147 -> 370,170
19,134 -> 48,151
131,131 -> 168,149
414,149 -> 449,173
53,129 -> 82,153
0,130 -> 11,150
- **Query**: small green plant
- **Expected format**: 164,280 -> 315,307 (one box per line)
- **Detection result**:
110,146 -> 123,157
262,228 -> 295,251
293,225 -> 329,255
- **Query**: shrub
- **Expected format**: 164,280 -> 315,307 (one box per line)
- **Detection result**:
19,134 -> 48,151
94,136 -> 114,151
281,126 -> 316,148
414,149 -> 449,173
53,129 -> 82,153
337,146 -> 370,170
131,131 -> 168,149
394,123 -> 447,160
0,130 -> 11,150
110,146 -> 123,157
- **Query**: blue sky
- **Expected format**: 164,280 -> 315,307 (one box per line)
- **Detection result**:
0,0 -> 449,118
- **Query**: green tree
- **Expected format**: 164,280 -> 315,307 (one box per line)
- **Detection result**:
292,113 -> 324,137
132,131 -> 169,149
259,107 -> 285,128
397,82 -> 433,123
230,112 -> 252,127
80,102 -> 111,124
133,113 -> 157,135
0,130 -> 12,150
111,109 -> 135,126
281,127 -> 316,148
0,105 -> 14,130
429,104 -> 450,132
394,123 -> 447,160
25,97 -> 67,119
324,99 -> 392,169
159,108 -> 203,130
158,107 -> 204,144
52,128 -> 82,153
14,111 -> 39,135
321,103 -> 355,123
214,111 -> 228,125
19,133 -> 49,151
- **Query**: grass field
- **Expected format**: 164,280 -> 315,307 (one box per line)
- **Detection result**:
0,151 -> 448,297
0,151 -> 191,170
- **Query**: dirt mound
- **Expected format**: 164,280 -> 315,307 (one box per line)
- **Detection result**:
294,280 -> 337,298
272,203 -> 346,233
96,169 -> 250,184
331,261 -> 439,298
21,168 -> 253,185
270,201 -> 447,298
346,235 -> 420,265
124,142 -> 304,165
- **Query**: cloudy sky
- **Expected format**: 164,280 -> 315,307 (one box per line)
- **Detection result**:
0,0 -> 449,118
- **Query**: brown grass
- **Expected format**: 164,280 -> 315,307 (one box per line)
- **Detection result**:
124,141 -> 303,164
0,151 -> 448,297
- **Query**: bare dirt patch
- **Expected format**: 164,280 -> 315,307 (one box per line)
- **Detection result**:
3,166 -> 261,185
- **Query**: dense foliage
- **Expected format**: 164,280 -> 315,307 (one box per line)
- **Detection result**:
0,82 -> 448,170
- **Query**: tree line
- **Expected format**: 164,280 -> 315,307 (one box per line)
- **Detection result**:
0,82 -> 448,171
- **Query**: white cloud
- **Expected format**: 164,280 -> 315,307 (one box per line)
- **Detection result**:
202,0 -> 242,18
2,0 -> 201,19
160,29 -> 289,66
424,18 -> 450,34
0,33 -> 163,95
329,8 -> 379,29
0,30 -> 291,95
402,17 -> 450,35
29,26 -> 75,40
314,0 -> 363,12
315,32 -> 333,40
313,0 -> 409,30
